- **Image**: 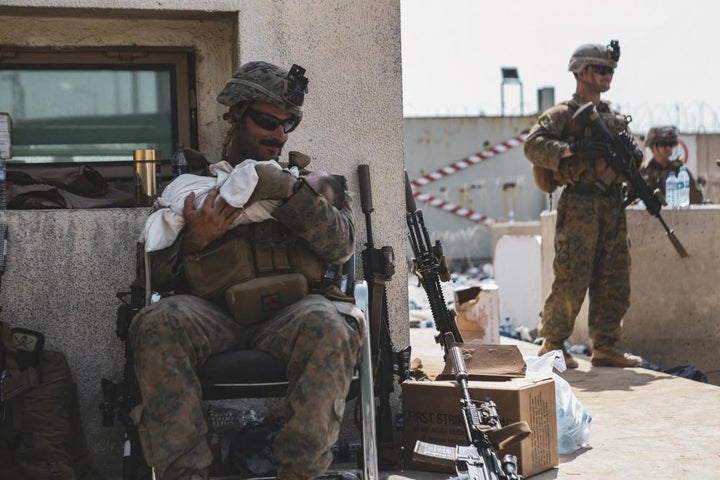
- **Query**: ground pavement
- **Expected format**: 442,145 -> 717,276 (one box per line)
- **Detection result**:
383,328 -> 720,480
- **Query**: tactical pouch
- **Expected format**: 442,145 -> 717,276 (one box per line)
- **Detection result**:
532,164 -> 558,193
225,273 -> 308,325
183,234 -> 255,300
289,242 -> 324,286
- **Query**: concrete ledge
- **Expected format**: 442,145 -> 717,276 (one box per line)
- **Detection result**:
540,205 -> 720,385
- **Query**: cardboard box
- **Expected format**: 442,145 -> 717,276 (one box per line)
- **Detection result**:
436,343 -> 527,381
402,377 -> 558,478
454,285 -> 499,344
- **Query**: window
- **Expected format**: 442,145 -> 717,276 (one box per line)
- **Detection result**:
0,47 -> 196,178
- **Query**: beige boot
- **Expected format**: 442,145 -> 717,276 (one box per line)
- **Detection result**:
538,339 -> 578,369
591,346 -> 642,367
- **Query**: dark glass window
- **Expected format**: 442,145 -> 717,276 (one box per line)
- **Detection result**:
0,48 -> 195,177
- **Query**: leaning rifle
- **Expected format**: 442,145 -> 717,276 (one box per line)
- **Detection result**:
358,165 -> 412,469
413,346 -> 529,480
100,287 -> 150,480
405,171 -> 463,356
573,102 -> 688,258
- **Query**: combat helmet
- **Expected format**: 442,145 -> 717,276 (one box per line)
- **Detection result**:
645,126 -> 679,147
568,40 -> 620,73
217,61 -> 309,131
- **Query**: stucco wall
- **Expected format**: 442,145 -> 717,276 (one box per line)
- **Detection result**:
0,2 -> 406,477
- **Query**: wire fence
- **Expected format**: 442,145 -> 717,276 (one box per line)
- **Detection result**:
404,102 -> 720,134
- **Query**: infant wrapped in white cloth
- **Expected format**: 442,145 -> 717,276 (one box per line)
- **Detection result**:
140,159 -> 289,252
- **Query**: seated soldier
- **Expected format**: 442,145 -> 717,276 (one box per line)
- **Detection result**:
129,61 -> 365,480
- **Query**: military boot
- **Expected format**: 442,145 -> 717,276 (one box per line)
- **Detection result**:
538,339 -> 578,369
591,346 -> 642,367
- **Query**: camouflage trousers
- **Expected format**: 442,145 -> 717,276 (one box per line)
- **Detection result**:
540,187 -> 630,348
129,293 -> 365,480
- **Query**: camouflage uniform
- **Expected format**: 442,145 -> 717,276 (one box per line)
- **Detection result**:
129,61 -> 365,480
524,94 -> 631,351
641,159 -> 703,205
640,126 -> 703,204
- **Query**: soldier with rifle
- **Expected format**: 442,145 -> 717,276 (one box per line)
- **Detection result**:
524,40 -> 649,369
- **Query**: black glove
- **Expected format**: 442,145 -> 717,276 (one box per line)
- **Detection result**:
570,138 -> 612,161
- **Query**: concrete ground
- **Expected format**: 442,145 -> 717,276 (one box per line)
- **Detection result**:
380,328 -> 720,480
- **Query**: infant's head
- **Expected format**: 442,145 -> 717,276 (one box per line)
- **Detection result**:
304,171 -> 345,209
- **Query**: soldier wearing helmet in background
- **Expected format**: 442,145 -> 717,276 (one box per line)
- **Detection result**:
641,126 -> 704,204
129,61 -> 364,480
524,41 -> 644,369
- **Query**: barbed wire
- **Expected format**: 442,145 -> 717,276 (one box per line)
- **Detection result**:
404,102 -> 720,134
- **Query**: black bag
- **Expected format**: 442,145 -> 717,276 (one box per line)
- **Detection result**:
0,321 -> 94,479
663,364 -> 708,383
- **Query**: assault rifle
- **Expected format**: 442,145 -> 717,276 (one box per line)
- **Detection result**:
358,164 -> 412,469
405,171 -> 463,355
413,346 -> 529,480
573,102 -> 688,258
100,287 -> 151,480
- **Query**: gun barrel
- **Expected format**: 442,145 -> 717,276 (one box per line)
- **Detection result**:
405,171 -> 418,213
358,164 -> 373,215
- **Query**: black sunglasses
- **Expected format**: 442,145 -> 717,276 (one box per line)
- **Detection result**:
655,141 -> 677,148
590,65 -> 615,76
246,108 -> 298,133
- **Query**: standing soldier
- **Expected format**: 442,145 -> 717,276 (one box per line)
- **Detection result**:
524,41 -> 643,369
641,126 -> 704,204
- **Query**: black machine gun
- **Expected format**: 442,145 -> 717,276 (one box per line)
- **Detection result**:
405,171 -> 463,356
358,164 -> 412,468
413,346 -> 529,480
573,102 -> 688,258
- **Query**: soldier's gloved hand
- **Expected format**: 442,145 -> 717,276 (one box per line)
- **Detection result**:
570,138 -> 612,161
251,165 -> 296,201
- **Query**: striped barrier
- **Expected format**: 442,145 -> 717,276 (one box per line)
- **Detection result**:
410,132 -> 528,188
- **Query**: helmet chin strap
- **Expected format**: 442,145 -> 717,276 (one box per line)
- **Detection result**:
221,102 -> 250,162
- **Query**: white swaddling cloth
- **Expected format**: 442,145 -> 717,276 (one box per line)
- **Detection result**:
140,159 -> 295,252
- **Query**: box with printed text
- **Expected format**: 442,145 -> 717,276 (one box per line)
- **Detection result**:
402,377 -> 558,478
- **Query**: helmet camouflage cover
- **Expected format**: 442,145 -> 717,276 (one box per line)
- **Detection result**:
645,126 -> 679,147
568,43 -> 618,73
217,61 -> 309,128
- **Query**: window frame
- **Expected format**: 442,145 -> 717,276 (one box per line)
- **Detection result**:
0,46 -> 197,180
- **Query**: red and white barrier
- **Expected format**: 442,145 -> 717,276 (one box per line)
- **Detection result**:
409,133 -> 527,224
412,191 -> 495,225
410,133 -> 528,188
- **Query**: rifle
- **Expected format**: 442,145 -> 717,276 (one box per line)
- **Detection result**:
413,346 -> 529,480
358,164 -> 412,469
405,171 -> 463,356
100,287 -> 151,480
572,102 -> 688,258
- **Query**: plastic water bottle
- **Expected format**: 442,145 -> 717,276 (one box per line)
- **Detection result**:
677,166 -> 690,208
0,158 -> 6,209
171,143 -> 191,178
665,172 -> 678,209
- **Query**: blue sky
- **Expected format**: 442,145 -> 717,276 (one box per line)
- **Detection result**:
401,0 -> 720,132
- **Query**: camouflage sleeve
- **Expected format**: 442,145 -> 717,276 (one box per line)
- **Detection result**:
272,180 -> 355,263
523,104 -> 573,171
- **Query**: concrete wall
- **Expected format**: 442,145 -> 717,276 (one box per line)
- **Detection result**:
540,206 -> 720,385
0,2 -> 406,478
